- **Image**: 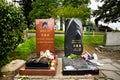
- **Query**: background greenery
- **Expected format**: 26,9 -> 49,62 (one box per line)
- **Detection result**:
0,1 -> 25,68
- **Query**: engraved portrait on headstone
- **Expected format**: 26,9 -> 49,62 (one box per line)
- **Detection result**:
42,21 -> 48,28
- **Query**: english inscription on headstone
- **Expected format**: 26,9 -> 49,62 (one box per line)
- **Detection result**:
36,19 -> 55,56
65,19 -> 83,56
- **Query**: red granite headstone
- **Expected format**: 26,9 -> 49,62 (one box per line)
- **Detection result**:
19,19 -> 57,76
36,19 -> 55,57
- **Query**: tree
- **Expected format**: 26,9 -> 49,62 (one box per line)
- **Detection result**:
93,0 -> 120,23
56,4 -> 90,22
29,0 -> 91,30
63,0 -> 90,8
22,0 -> 33,29
16,0 -> 35,29
57,0 -> 90,29
55,0 -> 91,30
0,0 -> 24,67
29,0 -> 58,20
14,0 -> 35,29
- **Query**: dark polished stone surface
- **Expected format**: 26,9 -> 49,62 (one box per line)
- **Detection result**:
62,57 -> 88,69
25,57 -> 49,69
62,56 -> 99,75
65,18 -> 83,57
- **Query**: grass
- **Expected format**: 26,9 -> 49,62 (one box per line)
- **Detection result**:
12,36 -> 36,60
83,36 -> 103,51
83,36 -> 103,45
11,36 -> 103,60
27,29 -> 105,35
55,36 -> 64,50
55,36 -> 103,50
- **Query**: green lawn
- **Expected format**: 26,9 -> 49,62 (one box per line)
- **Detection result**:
12,36 -> 103,60
55,36 -> 64,50
12,36 -> 36,60
27,30 -> 105,35
83,36 -> 103,45
83,36 -> 103,50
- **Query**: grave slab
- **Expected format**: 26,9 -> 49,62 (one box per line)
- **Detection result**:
19,55 -> 57,76
15,58 -> 97,80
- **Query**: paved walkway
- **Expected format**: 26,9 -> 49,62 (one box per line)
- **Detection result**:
14,58 -> 120,80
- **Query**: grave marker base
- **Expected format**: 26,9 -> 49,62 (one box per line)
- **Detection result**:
62,56 -> 99,75
19,55 -> 57,76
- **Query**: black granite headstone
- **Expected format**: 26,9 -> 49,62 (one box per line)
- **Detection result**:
65,18 -> 83,57
62,18 -> 99,75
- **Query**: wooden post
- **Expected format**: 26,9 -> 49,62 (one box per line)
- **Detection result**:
92,30 -> 95,37
23,30 -> 28,40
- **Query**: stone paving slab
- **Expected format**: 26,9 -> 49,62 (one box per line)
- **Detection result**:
1,59 -> 25,72
112,63 -> 120,69
98,64 -> 119,71
117,72 -> 120,75
117,60 -> 120,62
98,59 -> 112,64
102,71 -> 120,80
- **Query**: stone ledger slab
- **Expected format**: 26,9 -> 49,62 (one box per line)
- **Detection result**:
19,55 -> 57,76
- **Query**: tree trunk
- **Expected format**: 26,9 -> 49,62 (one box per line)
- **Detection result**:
60,16 -> 63,30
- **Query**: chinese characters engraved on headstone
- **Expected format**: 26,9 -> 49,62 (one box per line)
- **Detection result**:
36,19 -> 55,56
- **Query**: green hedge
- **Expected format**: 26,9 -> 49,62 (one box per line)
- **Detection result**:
0,1 -> 24,68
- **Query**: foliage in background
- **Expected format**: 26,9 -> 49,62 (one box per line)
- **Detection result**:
55,4 -> 91,22
58,0 -> 91,20
93,0 -> 120,23
18,0 -> 36,29
29,0 -> 58,20
54,0 -> 91,30
0,1 -> 24,67
29,0 -> 91,30
21,0 -> 33,29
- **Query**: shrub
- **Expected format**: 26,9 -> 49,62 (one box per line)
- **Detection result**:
0,1 -> 25,67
